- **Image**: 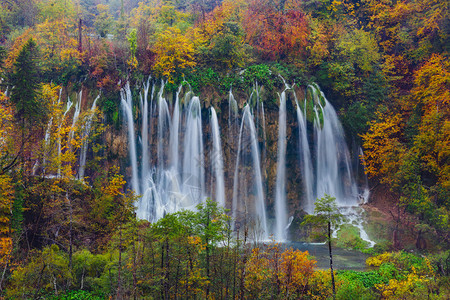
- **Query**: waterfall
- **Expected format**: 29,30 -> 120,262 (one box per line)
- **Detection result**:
232,105 -> 268,240
182,96 -> 205,205
359,148 -> 370,203
41,89 -> 62,175
295,98 -> 314,213
301,84 -> 375,246
79,94 -> 100,180
157,82 -> 170,177
170,87 -> 181,171
123,81 -> 373,245
140,77 -> 151,183
274,90 -> 287,240
120,83 -> 139,192
312,86 -> 357,205
69,91 -> 82,145
210,107 -> 225,207
57,92 -> 73,178
78,94 -> 98,178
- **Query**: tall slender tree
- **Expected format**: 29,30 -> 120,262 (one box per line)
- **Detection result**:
302,195 -> 345,299
10,38 -> 42,129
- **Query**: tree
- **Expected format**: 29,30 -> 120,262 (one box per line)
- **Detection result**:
302,194 -> 345,298
6,244 -> 72,298
94,4 -> 114,38
0,172 -> 13,291
10,38 -> 43,129
9,38 -> 46,173
188,199 -> 231,297
196,0 -> 251,71
152,26 -> 196,82
243,0 -> 308,60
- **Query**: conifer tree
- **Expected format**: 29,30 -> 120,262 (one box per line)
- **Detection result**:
10,38 -> 42,129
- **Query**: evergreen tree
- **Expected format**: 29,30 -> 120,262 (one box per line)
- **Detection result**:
10,38 -> 43,129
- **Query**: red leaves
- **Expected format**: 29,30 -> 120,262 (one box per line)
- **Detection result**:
243,0 -> 309,60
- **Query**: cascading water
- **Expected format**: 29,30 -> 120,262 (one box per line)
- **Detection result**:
210,107 -> 225,207
170,87 -> 181,171
140,77 -> 151,182
78,94 -> 100,180
156,82 -> 170,176
295,97 -> 314,214
312,86 -> 357,204
182,96 -> 205,204
274,90 -> 288,240
123,80 -> 373,246
57,93 -> 73,178
297,84 -> 374,246
69,91 -> 82,145
120,83 -> 139,192
358,147 -> 370,203
232,105 -> 268,240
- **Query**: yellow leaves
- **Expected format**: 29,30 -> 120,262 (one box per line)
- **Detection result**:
412,54 -> 450,110
307,269 -> 333,299
411,54 -> 450,183
366,252 -> 392,267
39,83 -> 82,178
4,28 -> 33,70
0,237 -> 12,268
0,173 -> 13,269
101,166 -> 126,197
244,245 -> 316,298
362,112 -> 406,184
152,27 -> 196,82
34,17 -> 81,73
376,269 -> 430,299
127,56 -> 139,70
278,249 -> 316,293
0,174 -> 13,229
0,95 -> 13,154
381,54 -> 409,85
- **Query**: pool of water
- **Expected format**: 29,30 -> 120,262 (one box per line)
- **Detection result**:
284,242 -> 370,271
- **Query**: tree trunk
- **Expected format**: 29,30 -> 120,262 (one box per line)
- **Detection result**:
116,229 -> 123,300
328,221 -> 336,299
206,212 -> 210,298
78,18 -> 82,52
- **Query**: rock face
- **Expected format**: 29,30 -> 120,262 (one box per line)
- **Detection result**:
117,81 -> 368,240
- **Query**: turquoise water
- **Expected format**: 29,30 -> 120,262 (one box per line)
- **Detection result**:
285,242 -> 370,271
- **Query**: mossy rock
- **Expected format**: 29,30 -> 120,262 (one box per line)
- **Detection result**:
335,224 -> 370,250
301,84 -> 324,127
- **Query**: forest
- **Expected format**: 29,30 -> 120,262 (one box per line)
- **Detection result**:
0,0 -> 449,298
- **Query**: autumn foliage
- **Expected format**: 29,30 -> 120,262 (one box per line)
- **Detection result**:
243,0 -> 308,60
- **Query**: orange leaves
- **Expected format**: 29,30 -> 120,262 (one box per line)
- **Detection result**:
361,112 -> 406,184
0,172 -> 13,275
4,28 -> 33,70
242,0 -> 308,60
412,54 -> 450,111
411,54 -> 450,184
245,244 -> 316,298
278,248 -> 316,295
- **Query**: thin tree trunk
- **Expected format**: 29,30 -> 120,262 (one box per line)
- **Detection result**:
78,18 -> 82,52
116,229 -> 123,300
133,236 -> 137,300
165,238 -> 170,300
206,212 -> 210,298
0,260 -> 8,291
328,221 -> 336,299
